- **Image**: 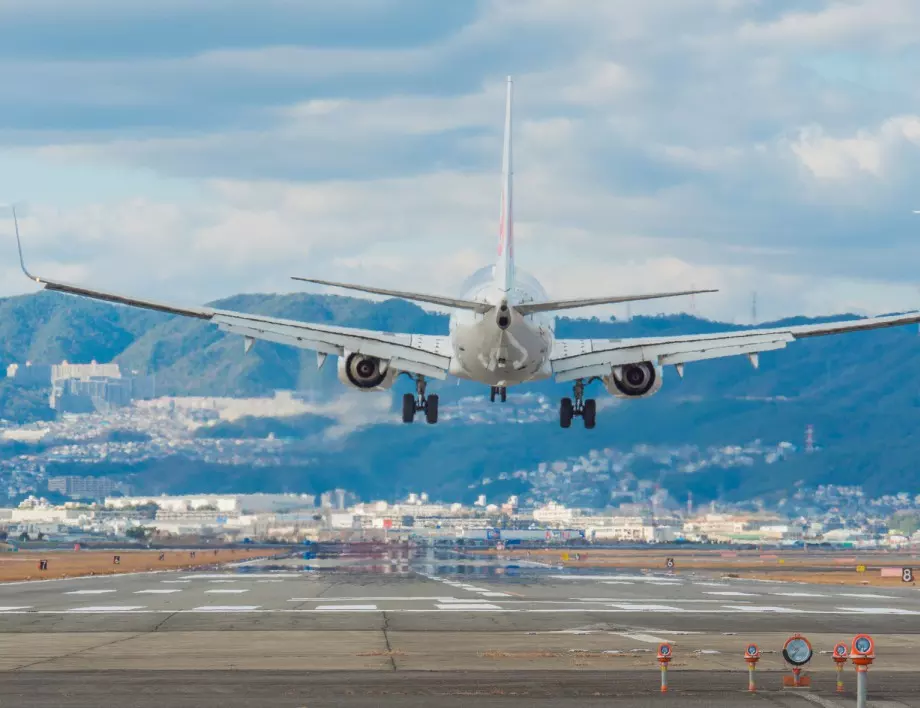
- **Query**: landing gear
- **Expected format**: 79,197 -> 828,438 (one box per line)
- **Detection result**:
559,379 -> 596,429
402,376 -> 438,424
489,386 -> 507,402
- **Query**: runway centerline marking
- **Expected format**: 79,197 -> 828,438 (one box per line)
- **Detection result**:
608,604 -> 685,612
205,589 -> 249,594
704,591 -> 759,597
134,589 -> 181,594
773,592 -> 827,598
191,605 -> 261,612
435,603 -> 502,610
64,589 -> 116,595
836,606 -> 920,615
315,604 -> 378,611
67,605 -> 146,612
721,605 -> 803,613
837,593 -> 898,600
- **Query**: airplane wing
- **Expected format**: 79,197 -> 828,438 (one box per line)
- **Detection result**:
551,313 -> 920,382
12,214 -> 451,380
515,288 -> 717,315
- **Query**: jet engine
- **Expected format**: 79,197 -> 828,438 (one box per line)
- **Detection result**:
337,351 -> 397,391
604,361 -> 663,398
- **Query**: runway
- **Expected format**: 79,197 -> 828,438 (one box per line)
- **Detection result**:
0,551 -> 917,705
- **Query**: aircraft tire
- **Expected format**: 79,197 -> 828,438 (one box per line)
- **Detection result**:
425,394 -> 439,424
402,393 -> 416,423
560,397 -> 573,428
500,387 -> 507,402
583,399 -> 596,429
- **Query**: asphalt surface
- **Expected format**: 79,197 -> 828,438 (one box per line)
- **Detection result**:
0,551 -> 917,705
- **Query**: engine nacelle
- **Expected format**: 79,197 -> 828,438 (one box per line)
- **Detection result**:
337,352 -> 397,391
604,361 -> 663,399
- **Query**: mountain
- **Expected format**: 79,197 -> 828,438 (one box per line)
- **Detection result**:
1,289 -> 919,503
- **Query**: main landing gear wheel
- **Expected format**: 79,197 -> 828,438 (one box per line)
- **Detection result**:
559,379 -> 597,429
489,386 -> 508,403
560,397 -> 573,428
402,376 -> 438,424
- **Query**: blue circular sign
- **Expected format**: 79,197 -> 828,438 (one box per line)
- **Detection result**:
835,645 -> 847,656
747,645 -> 757,655
660,645 -> 670,655
855,637 -> 871,654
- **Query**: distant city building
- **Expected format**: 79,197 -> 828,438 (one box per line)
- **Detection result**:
46,360 -> 156,413
48,476 -> 127,500
6,361 -> 53,385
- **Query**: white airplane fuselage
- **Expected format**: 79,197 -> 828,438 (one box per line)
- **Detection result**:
448,266 -> 555,386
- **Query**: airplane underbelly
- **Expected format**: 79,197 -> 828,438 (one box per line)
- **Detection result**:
450,319 -> 550,386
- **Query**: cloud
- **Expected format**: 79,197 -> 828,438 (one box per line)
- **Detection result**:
4,0 -> 920,328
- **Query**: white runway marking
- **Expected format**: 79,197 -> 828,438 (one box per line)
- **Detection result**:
435,603 -> 502,610
601,581 -> 635,585
614,632 -> 672,643
208,579 -> 239,584
68,605 -> 145,612
256,579 -> 284,583
205,588 -> 249,594
704,591 -> 759,597
837,593 -> 897,599
65,589 -> 116,595
693,582 -> 730,588
480,592 -> 512,597
437,598 -> 494,603
180,574 -> 301,579
315,604 -> 378,611
161,580 -> 191,584
0,606 -> 31,611
192,605 -> 261,612
798,693 -> 847,708
288,596 -> 459,602
720,605 -> 803,613
134,589 -> 181,594
836,607 -> 920,615
608,604 -> 685,612
773,592 -> 827,598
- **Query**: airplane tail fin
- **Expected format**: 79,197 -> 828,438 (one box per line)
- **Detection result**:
495,76 -> 514,296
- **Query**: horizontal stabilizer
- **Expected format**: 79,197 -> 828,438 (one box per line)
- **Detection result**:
292,276 -> 493,313
515,288 -> 717,315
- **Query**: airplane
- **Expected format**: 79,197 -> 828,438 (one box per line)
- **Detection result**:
12,76 -> 920,429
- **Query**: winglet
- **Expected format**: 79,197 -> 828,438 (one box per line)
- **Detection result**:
10,205 -> 40,283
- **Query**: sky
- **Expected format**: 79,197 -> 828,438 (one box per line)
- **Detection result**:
2,0 -> 920,324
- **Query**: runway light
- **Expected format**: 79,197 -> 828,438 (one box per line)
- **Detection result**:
744,643 -> 760,692
850,634 -> 875,708
782,634 -> 813,688
657,642 -> 672,693
832,642 -> 848,693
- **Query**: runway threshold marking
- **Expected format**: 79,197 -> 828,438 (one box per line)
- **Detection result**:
614,632 -> 673,643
